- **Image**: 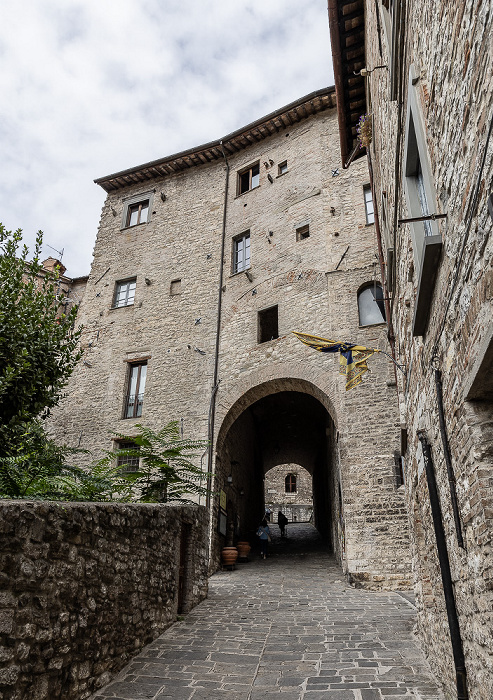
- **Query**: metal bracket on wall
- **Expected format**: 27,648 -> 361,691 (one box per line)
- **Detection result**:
398,213 -> 447,226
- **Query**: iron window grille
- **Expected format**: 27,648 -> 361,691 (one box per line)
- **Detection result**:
113,279 -> 136,308
124,362 -> 147,419
116,441 -> 140,473
233,232 -> 251,274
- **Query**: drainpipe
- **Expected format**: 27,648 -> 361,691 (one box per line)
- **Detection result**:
367,152 -> 398,385
417,431 -> 468,699
433,368 -> 465,548
206,141 -> 230,509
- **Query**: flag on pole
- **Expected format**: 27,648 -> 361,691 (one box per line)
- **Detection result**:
292,332 -> 380,391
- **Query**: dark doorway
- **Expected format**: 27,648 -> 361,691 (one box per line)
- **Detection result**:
215,389 -> 338,556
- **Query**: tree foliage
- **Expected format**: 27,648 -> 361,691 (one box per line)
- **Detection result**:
0,225 -> 82,454
98,421 -> 210,504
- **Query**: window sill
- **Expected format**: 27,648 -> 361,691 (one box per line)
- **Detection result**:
109,304 -> 135,311
365,222 -> 375,227
235,185 -> 260,200
358,322 -> 386,329
120,222 -> 148,232
230,267 -> 251,278
276,171 -> 289,178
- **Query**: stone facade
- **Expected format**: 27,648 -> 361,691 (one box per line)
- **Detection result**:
329,0 -> 493,697
0,501 -> 208,700
264,464 -> 314,522
49,88 -> 412,590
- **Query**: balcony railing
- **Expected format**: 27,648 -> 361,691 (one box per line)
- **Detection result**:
123,393 -> 144,419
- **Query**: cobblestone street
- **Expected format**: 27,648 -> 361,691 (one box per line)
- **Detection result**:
91,524 -> 443,700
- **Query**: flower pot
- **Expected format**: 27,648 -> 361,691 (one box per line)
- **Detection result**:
237,541 -> 251,559
221,547 -> 238,567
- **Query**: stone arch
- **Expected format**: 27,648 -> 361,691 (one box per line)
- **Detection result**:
215,367 -> 339,458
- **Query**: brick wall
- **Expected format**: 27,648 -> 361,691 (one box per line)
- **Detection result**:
0,502 -> 208,700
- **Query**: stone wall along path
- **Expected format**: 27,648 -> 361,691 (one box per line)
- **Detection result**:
91,524 -> 444,700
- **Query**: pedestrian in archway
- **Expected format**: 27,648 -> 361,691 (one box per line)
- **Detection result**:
278,511 -> 288,537
257,519 -> 270,559
264,507 -> 272,522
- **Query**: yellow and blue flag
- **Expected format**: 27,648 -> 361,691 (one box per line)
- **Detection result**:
292,332 -> 380,391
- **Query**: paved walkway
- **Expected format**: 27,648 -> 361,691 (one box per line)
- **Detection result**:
91,524 -> 444,700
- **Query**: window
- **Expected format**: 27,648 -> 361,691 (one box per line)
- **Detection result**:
296,225 -> 310,241
113,279 -> 136,308
285,474 -> 297,493
233,232 -> 251,274
278,161 -> 288,176
124,362 -> 147,419
116,441 -> 140,473
363,185 -> 374,224
358,283 -> 386,326
170,279 -> 182,295
121,191 -> 154,229
258,305 -> 279,343
403,68 -> 442,335
238,163 -> 260,195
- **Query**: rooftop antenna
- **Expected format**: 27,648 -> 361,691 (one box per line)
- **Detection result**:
45,243 -> 64,262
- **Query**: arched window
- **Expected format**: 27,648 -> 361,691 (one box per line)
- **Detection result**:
358,283 -> 386,326
285,474 -> 297,493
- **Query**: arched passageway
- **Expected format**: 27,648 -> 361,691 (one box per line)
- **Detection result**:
214,384 -> 340,561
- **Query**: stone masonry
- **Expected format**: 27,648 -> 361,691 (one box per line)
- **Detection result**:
49,88 -> 413,590
0,502 -> 208,700
329,0 -> 493,697
264,464 -> 314,523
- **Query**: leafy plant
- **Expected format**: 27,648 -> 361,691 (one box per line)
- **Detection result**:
98,422 -> 210,504
0,224 -> 83,456
0,420 -> 82,499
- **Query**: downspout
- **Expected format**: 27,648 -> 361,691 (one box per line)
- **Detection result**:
367,151 -> 398,385
434,368 -> 465,548
206,141 -> 230,510
417,431 -> 468,700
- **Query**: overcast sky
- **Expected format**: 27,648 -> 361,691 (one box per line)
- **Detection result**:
0,1 -> 333,277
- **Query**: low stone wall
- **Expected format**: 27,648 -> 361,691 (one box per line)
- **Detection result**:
0,501 -> 209,700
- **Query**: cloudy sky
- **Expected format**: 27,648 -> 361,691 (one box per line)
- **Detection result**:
0,1 -> 333,277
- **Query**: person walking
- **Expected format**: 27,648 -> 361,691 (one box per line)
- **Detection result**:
278,511 -> 288,537
257,519 -> 270,559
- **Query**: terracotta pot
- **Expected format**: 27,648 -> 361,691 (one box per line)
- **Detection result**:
237,541 -> 251,559
221,547 -> 238,566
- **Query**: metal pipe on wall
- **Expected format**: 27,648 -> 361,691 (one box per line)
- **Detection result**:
417,431 -> 468,699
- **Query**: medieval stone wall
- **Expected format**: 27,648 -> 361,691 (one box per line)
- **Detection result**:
49,101 -> 412,589
0,502 -> 208,700
265,464 -> 313,523
364,0 -> 493,695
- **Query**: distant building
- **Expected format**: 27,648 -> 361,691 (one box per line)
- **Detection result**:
264,463 -> 313,523
329,0 -> 493,697
49,87 -> 413,589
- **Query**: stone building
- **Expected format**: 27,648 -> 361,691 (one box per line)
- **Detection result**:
264,464 -> 314,523
50,87 -> 412,589
329,0 -> 492,697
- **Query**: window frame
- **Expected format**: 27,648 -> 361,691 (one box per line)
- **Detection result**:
357,283 -> 387,327
232,231 -> 251,274
115,440 -> 141,473
285,473 -> 297,493
112,278 -> 137,309
403,68 -> 442,336
121,191 -> 154,230
363,185 -> 375,225
296,224 -> 310,241
123,361 -> 147,419
237,162 -> 260,195
278,161 -> 288,176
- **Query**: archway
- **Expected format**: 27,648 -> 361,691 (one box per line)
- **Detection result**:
213,379 -> 340,564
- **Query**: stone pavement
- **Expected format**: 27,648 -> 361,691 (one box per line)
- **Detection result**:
91,524 -> 444,700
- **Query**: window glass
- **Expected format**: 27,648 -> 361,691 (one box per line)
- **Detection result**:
278,161 -> 288,175
125,362 -> 147,418
238,163 -> 260,195
233,232 -> 251,273
114,279 -> 136,308
364,186 -> 375,224
251,164 -> 260,189
358,285 -> 386,326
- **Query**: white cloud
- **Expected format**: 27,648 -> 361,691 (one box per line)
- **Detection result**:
0,0 -> 333,276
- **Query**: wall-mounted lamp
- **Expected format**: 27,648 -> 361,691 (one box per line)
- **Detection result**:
267,173 -> 274,183
240,488 -> 244,496
227,474 -> 233,484
160,192 -> 166,202
145,278 -> 151,285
